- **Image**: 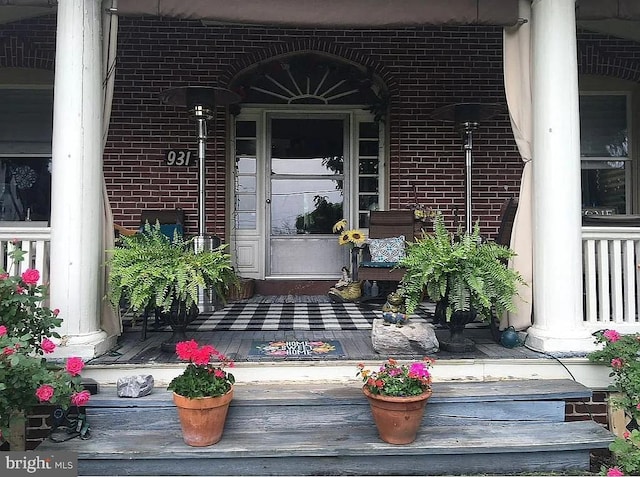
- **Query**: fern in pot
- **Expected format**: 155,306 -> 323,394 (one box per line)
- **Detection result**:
107,222 -> 238,351
398,213 -> 524,352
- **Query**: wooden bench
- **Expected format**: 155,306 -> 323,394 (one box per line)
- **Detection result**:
353,209 -> 416,284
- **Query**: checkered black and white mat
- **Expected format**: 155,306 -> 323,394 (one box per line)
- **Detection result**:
187,302 -> 435,331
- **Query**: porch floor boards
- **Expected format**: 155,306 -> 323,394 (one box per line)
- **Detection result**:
89,297 -> 550,365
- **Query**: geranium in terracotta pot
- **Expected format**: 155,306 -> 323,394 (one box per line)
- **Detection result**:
357,357 -> 434,444
168,340 -> 235,447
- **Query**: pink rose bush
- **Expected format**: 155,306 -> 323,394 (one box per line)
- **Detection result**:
168,340 -> 235,399
0,245 -> 89,448
589,330 -> 640,474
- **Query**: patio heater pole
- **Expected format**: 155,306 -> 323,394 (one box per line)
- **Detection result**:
431,103 -> 503,233
461,120 -> 478,234
159,86 -> 240,251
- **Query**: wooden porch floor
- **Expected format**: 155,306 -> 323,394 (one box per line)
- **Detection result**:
88,297 -> 551,365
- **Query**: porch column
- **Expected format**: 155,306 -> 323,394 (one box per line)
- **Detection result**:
525,0 -> 593,352
49,0 -> 115,358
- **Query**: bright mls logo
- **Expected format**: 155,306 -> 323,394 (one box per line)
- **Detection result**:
3,452 -> 77,477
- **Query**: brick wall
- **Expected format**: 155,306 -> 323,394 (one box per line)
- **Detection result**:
1,17 -> 639,241
566,390 -> 610,427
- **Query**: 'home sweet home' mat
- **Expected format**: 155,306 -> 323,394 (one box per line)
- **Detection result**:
247,340 -> 346,360
187,302 -> 435,331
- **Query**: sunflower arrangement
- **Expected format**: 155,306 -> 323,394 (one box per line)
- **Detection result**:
332,219 -> 366,247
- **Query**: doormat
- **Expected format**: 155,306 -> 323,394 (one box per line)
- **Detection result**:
247,340 -> 346,360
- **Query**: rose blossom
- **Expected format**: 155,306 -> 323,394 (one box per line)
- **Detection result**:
21,269 -> 40,285
2,346 -> 15,356
0,273 -> 8,280
15,285 -> 24,294
607,467 -> 625,476
40,338 -> 56,353
35,384 -> 55,402
611,358 -> 624,369
52,308 -> 60,316
603,330 -> 621,342
0,325 -> 6,337
71,390 -> 91,406
65,356 -> 85,376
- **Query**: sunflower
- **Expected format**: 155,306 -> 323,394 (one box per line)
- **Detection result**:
338,232 -> 351,245
348,230 -> 365,245
332,219 -> 348,233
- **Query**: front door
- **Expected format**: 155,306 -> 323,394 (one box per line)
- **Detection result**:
267,116 -> 348,277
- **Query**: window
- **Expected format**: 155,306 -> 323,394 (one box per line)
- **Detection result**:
0,87 -> 53,222
580,94 -> 629,215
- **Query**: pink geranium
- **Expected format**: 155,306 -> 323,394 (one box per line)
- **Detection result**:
40,338 -> 56,353
175,339 -> 199,361
65,357 -> 85,376
0,325 -> 6,337
603,329 -> 621,342
35,384 -> 55,402
71,390 -> 91,406
21,269 -> 40,286
607,467 -> 625,476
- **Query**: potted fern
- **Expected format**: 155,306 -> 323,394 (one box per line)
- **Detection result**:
398,213 -> 524,352
107,223 -> 238,351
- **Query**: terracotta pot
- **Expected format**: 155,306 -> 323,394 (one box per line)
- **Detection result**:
172,388 -> 233,447
363,386 -> 432,444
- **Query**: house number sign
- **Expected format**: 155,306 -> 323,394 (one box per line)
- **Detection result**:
165,150 -> 194,166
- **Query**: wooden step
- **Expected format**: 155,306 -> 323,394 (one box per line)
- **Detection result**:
38,379 -> 614,476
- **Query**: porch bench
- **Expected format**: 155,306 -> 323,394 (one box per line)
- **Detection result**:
353,210 -> 417,289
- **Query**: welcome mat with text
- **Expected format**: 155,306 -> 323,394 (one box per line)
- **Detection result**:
247,340 -> 346,360
187,302 -> 435,331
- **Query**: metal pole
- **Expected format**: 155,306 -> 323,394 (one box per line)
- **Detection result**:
194,105 -> 208,238
461,121 -> 478,233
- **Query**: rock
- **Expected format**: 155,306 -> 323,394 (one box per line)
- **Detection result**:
371,318 -> 439,355
117,375 -> 154,398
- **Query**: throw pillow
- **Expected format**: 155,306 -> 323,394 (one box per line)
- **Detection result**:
368,235 -> 406,263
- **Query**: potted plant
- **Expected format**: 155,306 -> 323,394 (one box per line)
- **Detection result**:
356,358 -> 434,444
168,340 -> 235,446
0,246 -> 90,450
398,213 -> 525,352
107,222 -> 238,351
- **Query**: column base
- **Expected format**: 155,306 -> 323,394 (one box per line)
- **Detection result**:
524,325 -> 596,354
50,330 -> 117,360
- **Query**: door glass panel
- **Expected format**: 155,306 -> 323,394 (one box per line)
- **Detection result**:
269,118 -> 345,276
271,178 -> 343,235
0,157 -> 51,222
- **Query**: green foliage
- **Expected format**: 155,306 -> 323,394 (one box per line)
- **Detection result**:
357,358 -> 433,397
107,222 -> 238,314
398,213 -> 525,321
589,330 -> 640,475
0,246 -> 86,446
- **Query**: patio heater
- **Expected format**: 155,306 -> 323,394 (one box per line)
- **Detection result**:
160,86 -> 240,311
160,86 -> 240,250
431,103 -> 503,233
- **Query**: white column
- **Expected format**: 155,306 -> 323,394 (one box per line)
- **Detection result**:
525,0 -> 593,352
49,0 -> 115,358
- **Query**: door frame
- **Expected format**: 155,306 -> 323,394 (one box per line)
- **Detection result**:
230,105 -> 385,280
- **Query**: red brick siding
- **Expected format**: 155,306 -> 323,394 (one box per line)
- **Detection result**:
1,17 -> 639,240
566,391 -> 610,427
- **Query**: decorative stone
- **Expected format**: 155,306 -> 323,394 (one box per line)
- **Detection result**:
371,318 -> 439,355
117,375 -> 154,398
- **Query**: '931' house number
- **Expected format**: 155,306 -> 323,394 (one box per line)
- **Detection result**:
165,150 -> 193,166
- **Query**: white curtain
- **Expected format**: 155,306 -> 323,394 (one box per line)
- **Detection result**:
502,0 -> 533,331
100,0 -> 121,336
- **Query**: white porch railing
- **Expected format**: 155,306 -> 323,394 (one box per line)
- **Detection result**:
582,226 -> 640,333
0,225 -> 51,285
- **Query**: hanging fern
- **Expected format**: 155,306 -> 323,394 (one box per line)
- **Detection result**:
107,222 -> 238,314
398,213 -> 525,322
